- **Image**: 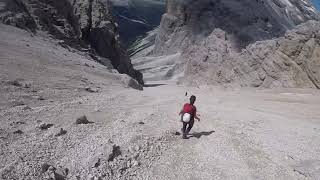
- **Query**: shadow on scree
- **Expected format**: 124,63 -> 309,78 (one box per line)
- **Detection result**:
189,131 -> 215,139
143,83 -> 166,87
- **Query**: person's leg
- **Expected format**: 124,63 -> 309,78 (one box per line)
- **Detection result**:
182,122 -> 187,139
186,119 -> 194,134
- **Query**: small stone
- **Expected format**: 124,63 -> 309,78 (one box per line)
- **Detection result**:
108,145 -> 122,162
94,107 -> 100,112
87,174 -> 94,180
286,155 -> 294,160
38,96 -> 45,101
94,158 -> 101,168
55,128 -> 67,136
131,160 -> 139,167
85,87 -> 99,93
13,130 -> 23,134
133,153 -> 139,160
134,145 -> 140,151
48,166 -> 56,172
15,121 -> 25,125
76,115 -> 91,124
127,160 -> 132,168
8,80 -> 22,87
64,168 -> 69,176
119,161 -> 128,171
11,100 -> 25,107
39,123 -> 54,130
128,146 -> 134,153
24,83 -> 31,88
23,106 -> 32,111
41,163 -> 51,173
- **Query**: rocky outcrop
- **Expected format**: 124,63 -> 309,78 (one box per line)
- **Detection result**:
183,20 -> 320,88
0,0 -> 36,32
129,28 -> 158,57
120,74 -> 143,90
0,0 -> 143,84
154,0 -> 320,55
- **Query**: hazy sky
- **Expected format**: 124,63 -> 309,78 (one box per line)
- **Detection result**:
312,0 -> 320,9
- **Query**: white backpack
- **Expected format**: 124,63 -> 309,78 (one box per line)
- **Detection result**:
182,113 -> 191,123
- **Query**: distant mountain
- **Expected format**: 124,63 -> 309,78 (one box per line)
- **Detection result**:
109,0 -> 165,48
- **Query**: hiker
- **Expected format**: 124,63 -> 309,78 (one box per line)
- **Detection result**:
179,95 -> 200,139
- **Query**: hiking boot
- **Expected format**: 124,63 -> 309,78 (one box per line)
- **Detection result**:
182,134 -> 187,139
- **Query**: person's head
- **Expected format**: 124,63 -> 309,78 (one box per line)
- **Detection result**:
190,95 -> 196,105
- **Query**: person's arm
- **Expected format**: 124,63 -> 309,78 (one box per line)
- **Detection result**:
195,114 -> 200,121
194,107 -> 200,121
179,109 -> 183,115
179,104 -> 185,115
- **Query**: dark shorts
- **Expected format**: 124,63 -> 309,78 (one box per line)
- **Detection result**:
182,118 -> 194,135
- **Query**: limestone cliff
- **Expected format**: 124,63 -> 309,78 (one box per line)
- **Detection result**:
144,0 -> 320,88
154,0 -> 320,55
0,0 -> 143,84
183,21 -> 320,88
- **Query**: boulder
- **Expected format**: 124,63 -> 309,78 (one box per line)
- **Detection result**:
85,87 -> 99,93
39,123 -> 54,130
55,128 -> 67,136
108,145 -> 122,162
76,115 -> 92,124
120,74 -> 143,91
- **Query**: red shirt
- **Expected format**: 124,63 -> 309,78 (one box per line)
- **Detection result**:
183,103 -> 197,116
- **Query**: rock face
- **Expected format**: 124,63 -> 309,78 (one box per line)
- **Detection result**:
154,0 -> 320,55
0,0 -> 37,32
120,74 -> 144,91
0,0 -> 143,84
143,0 -> 320,88
130,28 -> 159,57
183,21 -> 320,88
